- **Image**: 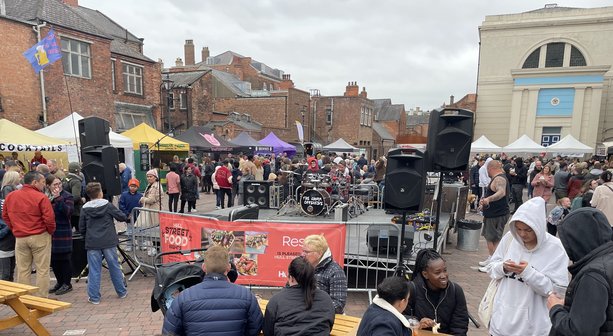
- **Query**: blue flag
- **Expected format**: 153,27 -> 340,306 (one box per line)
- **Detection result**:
23,28 -> 62,73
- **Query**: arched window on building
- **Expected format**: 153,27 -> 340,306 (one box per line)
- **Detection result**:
522,42 -> 587,69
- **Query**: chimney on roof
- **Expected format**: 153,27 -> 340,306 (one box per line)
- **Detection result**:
279,74 -> 294,90
175,57 -> 184,67
360,87 -> 367,98
201,47 -> 210,63
61,0 -> 79,6
344,81 -> 359,97
158,58 -> 164,72
449,95 -> 455,105
184,40 -> 195,66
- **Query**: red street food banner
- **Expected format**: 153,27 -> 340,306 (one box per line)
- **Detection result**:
159,213 -> 346,287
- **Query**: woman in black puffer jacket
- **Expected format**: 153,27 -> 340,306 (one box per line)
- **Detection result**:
405,249 -> 469,336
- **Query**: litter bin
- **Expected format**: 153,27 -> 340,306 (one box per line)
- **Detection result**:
456,219 -> 482,252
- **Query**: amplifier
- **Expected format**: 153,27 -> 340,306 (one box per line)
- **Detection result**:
334,203 -> 348,222
366,224 -> 414,256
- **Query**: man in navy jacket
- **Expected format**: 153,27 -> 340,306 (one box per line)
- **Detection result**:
163,245 -> 263,336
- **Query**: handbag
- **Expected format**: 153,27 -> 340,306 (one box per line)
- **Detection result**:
478,235 -> 512,326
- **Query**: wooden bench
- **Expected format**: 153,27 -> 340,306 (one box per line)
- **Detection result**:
0,280 -> 71,336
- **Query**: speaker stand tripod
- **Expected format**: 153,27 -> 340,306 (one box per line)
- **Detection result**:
394,210 -> 416,279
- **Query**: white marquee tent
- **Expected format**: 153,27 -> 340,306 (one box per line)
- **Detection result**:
36,113 -> 135,169
503,134 -> 545,153
470,135 -> 502,152
323,138 -> 359,152
547,134 -> 593,155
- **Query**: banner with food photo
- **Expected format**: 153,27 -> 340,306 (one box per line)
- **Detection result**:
158,213 -> 346,286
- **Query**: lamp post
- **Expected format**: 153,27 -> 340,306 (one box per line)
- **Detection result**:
162,73 -> 174,133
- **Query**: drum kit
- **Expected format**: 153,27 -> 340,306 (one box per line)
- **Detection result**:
276,166 -> 375,218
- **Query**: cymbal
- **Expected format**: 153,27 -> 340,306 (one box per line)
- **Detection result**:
280,170 -> 301,175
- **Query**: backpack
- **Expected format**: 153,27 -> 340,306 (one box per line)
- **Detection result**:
63,175 -> 86,198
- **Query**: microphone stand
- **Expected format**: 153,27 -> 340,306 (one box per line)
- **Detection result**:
146,128 -> 175,212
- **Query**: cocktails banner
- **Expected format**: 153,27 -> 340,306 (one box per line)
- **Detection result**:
0,143 -> 65,152
159,213 -> 346,287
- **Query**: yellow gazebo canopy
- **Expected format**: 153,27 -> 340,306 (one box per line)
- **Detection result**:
121,123 -> 189,151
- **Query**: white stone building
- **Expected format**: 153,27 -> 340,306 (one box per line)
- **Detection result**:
475,5 -> 613,153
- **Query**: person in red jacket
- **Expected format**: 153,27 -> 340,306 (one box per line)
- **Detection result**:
2,171 -> 56,297
215,160 -> 233,209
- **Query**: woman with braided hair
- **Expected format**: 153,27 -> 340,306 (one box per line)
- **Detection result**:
405,248 -> 469,335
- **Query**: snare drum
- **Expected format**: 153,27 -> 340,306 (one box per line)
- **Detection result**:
300,189 -> 331,216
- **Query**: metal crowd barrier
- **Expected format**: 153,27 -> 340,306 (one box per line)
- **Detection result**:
123,208 -> 408,300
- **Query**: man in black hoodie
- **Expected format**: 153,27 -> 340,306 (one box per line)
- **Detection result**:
505,157 -> 527,214
548,208 -> 613,335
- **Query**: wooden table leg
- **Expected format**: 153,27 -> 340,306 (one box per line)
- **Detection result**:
5,297 -> 50,336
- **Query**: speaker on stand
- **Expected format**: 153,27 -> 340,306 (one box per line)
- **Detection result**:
78,117 -> 121,198
383,148 -> 426,277
426,107 -> 474,250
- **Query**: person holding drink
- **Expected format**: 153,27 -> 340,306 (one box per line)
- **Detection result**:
548,208 -> 613,335
531,164 -> 554,202
486,197 -> 569,336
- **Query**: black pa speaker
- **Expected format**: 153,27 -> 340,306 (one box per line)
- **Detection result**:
79,117 -> 110,148
243,181 -> 271,209
82,145 -> 121,197
426,108 -> 474,172
384,148 -> 426,211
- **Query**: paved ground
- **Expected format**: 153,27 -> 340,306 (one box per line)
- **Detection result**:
0,192 -> 494,336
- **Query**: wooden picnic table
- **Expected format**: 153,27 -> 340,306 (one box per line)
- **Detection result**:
258,298 -> 361,336
0,280 -> 71,336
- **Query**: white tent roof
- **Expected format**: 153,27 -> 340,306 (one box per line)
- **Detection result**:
323,138 -> 359,152
470,135 -> 501,152
547,134 -> 593,154
503,134 -> 546,153
36,112 -> 133,149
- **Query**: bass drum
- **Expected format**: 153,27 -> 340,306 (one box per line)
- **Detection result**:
300,189 -> 331,216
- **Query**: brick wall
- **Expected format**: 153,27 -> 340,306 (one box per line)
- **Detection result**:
312,95 -> 374,150
0,19 -> 42,129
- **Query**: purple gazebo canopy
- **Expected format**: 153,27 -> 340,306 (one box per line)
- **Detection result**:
259,132 -> 296,156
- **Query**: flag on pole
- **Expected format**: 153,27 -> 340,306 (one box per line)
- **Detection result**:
295,120 -> 304,143
23,28 -> 62,73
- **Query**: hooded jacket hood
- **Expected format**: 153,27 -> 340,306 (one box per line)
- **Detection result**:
509,197 -> 547,251
558,207 -> 612,262
82,199 -> 110,218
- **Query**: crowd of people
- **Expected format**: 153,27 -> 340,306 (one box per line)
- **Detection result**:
2,148 -> 613,335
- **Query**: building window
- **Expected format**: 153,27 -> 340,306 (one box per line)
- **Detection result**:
569,46 -> 587,66
545,43 -> 564,68
326,108 -> 333,125
122,63 -> 143,95
522,42 -> 587,69
537,88 -> 574,116
168,92 -> 175,109
522,48 -> 540,69
541,127 -> 561,147
61,38 -> 91,78
360,107 -> 365,125
111,60 -> 116,91
179,92 -> 187,110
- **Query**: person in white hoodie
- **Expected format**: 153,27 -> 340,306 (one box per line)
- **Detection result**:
478,157 -> 493,195
487,197 -> 569,336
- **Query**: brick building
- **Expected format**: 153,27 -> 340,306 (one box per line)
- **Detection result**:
311,82 -> 374,155
0,0 -> 160,131
163,40 -> 311,143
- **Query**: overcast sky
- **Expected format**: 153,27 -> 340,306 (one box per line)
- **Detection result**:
81,0 -> 612,111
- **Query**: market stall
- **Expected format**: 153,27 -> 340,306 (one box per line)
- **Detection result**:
502,134 -> 545,153
259,132 -> 296,156
546,134 -> 593,157
323,138 -> 359,153
35,112 -> 135,170
0,119 -> 69,171
470,135 -> 502,153
229,132 -> 273,155
121,123 -> 189,188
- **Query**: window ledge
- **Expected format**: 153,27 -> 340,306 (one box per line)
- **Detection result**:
63,73 -> 91,80
123,92 -> 145,98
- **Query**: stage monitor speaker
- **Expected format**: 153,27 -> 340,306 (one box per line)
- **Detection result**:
82,145 -> 121,196
426,108 -> 474,172
229,204 -> 260,221
384,148 -> 426,211
78,117 -> 110,148
366,224 -> 414,256
243,181 -> 272,209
